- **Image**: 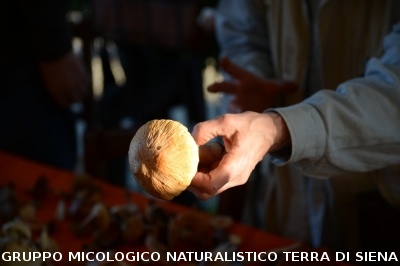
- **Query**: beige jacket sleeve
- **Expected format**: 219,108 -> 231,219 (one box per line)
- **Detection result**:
271,22 -> 400,178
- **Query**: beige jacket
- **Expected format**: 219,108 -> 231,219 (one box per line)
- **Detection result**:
216,0 -> 400,251
265,0 -> 400,102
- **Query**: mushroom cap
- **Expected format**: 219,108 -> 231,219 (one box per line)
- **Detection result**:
2,220 -> 32,240
128,120 -> 199,200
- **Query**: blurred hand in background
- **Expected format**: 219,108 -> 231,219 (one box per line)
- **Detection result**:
208,57 -> 298,113
39,51 -> 90,109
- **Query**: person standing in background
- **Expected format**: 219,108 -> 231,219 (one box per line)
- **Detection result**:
206,0 -> 400,253
0,0 -> 89,170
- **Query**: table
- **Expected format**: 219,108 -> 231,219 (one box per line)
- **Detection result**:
0,152 -> 350,265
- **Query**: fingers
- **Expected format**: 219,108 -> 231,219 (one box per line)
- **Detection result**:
189,150 -> 252,200
219,57 -> 250,80
192,116 -> 228,145
188,172 -> 225,200
207,81 -> 238,94
219,57 -> 298,95
187,160 -> 251,200
190,112 -> 271,200
189,164 -> 231,200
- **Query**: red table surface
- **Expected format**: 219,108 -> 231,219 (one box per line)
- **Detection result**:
0,152 -> 352,266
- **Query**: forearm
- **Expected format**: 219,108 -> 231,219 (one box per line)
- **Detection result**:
269,22 -> 400,177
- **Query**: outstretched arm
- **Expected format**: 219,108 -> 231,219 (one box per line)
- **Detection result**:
189,22 -> 400,199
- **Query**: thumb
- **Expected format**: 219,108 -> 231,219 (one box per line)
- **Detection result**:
192,116 -> 230,145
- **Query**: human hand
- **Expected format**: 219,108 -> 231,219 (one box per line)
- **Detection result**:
208,57 -> 298,113
189,111 -> 290,200
38,51 -> 90,109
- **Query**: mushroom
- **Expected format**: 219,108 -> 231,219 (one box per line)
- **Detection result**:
144,200 -> 169,226
121,213 -> 144,243
168,210 -> 213,251
0,183 -> 20,222
79,202 -> 110,232
128,120 -> 199,200
0,220 -> 42,266
18,203 -> 36,222
1,219 -> 32,241
199,235 -> 243,266
54,198 -> 66,221
1,242 -> 42,266
29,175 -> 49,204
144,201 -> 170,244
69,185 -> 103,223
209,215 -> 234,230
209,215 -> 234,245
37,226 -> 59,253
109,191 -> 140,220
145,234 -> 171,265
